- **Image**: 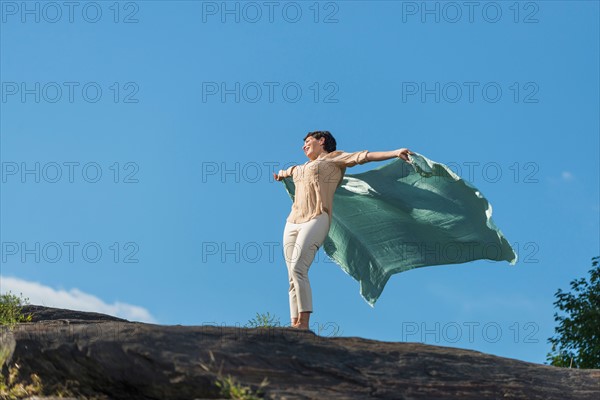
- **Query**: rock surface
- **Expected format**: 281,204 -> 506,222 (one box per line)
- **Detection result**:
0,305 -> 598,399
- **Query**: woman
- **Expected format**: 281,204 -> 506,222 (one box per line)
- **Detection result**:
274,131 -> 413,330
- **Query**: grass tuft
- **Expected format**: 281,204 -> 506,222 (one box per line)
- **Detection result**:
199,350 -> 269,400
245,312 -> 281,328
0,363 -> 43,399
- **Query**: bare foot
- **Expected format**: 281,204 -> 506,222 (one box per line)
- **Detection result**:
293,311 -> 311,330
292,321 -> 310,330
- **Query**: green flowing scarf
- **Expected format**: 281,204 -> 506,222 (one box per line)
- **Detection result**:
281,152 -> 517,306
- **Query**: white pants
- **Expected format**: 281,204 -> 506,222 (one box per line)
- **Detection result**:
283,212 -> 330,319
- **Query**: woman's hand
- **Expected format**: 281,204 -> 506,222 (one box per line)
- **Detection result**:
396,148 -> 414,162
273,171 -> 284,181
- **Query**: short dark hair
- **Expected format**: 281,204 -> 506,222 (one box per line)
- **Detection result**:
304,131 -> 337,152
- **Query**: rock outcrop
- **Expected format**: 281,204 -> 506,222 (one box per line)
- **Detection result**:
1,305 -> 598,399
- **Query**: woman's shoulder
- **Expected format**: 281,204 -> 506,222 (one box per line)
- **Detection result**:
320,150 -> 369,167
321,150 -> 346,158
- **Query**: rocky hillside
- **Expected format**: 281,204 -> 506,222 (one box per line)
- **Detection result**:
0,305 -> 598,399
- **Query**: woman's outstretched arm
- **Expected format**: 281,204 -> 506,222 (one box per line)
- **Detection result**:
274,165 -> 296,181
366,148 -> 414,162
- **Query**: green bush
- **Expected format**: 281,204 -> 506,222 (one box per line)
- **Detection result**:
0,292 -> 32,328
546,256 -> 600,369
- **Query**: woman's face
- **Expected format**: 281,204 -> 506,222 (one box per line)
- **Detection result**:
303,136 -> 326,160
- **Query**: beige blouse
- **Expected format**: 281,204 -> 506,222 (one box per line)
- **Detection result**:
280,150 -> 370,226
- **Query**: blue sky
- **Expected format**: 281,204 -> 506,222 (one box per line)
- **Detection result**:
1,1 -> 598,365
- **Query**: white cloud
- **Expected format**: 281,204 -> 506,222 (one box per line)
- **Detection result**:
545,171 -> 575,184
560,171 -> 574,181
0,275 -> 157,323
